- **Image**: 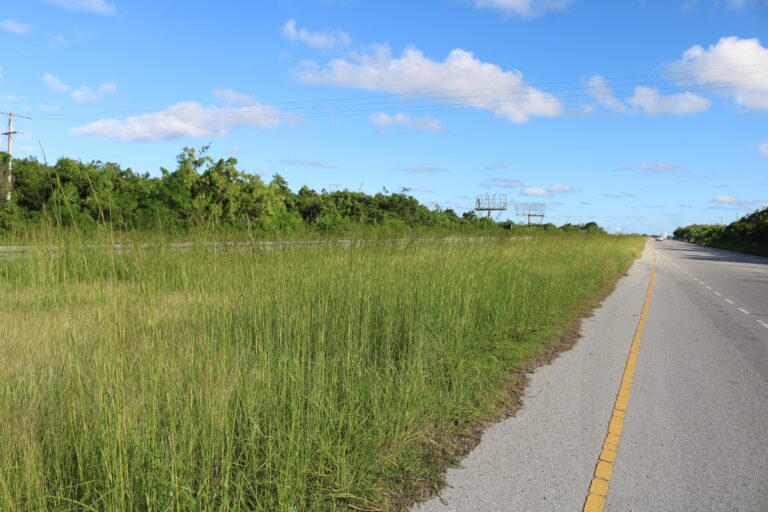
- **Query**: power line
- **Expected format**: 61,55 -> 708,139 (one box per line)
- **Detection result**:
26,78 -> 768,126
18,62 -> 768,121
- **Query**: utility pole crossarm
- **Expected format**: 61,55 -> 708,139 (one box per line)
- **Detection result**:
1,111 -> 32,201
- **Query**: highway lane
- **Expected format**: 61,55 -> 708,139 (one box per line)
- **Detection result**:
607,241 -> 768,510
414,241 -> 768,511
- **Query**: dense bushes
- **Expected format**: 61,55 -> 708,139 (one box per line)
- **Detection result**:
674,208 -> 768,256
0,147 -> 608,237
0,147 -> 481,234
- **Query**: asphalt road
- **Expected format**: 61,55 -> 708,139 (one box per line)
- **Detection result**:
414,241 -> 768,511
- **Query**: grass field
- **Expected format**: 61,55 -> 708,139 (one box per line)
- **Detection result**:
0,232 -> 643,511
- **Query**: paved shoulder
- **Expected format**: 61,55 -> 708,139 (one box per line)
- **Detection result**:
607,242 -> 768,511
412,246 -> 654,511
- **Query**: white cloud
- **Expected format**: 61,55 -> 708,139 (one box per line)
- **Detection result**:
213,88 -> 259,105
282,19 -> 351,50
393,164 -> 445,173
473,0 -> 571,17
712,195 -> 752,206
666,36 -> 768,110
70,92 -> 299,142
588,75 -> 709,115
282,158 -> 336,169
520,183 -> 575,196
480,177 -> 524,189
44,0 -> 116,15
521,187 -> 550,197
1,19 -> 33,35
628,86 -> 711,115
548,183 -> 575,193
370,112 -> 444,131
299,46 -> 562,123
617,162 -> 685,173
42,73 -> 71,92
587,75 -> 630,113
43,75 -> 116,102
758,139 -> 768,158
70,82 -> 117,103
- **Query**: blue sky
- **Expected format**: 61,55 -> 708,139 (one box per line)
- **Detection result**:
1,0 -> 767,233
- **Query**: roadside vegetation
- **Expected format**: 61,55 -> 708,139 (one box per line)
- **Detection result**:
0,230 -> 643,511
0,148 -> 607,239
674,207 -> 768,257
0,148 -> 643,510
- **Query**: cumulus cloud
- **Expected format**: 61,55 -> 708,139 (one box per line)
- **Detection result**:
1,19 -> 33,35
299,45 -> 562,123
758,139 -> 768,158
588,75 -> 709,115
628,86 -> 711,115
44,0 -> 116,15
473,0 -> 571,17
282,158 -> 336,169
520,183 -> 576,196
70,82 -> 117,103
43,74 -> 116,102
712,195 -> 752,206
282,19 -> 351,50
587,75 -> 630,113
370,112 -> 443,131
42,73 -> 71,92
666,36 -> 768,110
616,162 -> 685,173
70,91 -> 299,142
521,187 -> 550,197
548,183 -> 575,193
212,88 -> 260,105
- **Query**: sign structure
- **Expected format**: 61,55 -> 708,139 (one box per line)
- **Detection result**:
475,194 -> 508,218
515,202 -> 546,224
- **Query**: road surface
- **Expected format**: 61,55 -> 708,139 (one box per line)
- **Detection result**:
414,241 -> 768,511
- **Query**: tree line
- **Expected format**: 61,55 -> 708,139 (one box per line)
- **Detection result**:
674,207 -> 768,256
0,147 -> 606,236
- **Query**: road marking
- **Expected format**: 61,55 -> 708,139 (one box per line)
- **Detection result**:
706,285 -> 712,290
757,320 -> 768,330
714,291 -> 722,297
583,247 -> 656,512
739,308 -> 750,315
725,298 -> 734,304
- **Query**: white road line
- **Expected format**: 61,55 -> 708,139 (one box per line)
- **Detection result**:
739,308 -> 750,315
725,298 -> 735,304
714,292 -> 722,297
706,286 -> 712,290
757,320 -> 768,330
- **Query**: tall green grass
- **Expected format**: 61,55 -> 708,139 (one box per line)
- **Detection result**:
0,233 -> 643,511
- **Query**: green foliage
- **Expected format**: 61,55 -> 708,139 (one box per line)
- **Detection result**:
674,208 -> 768,256
1,148 -> 610,238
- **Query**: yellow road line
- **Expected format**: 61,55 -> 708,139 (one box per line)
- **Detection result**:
583,246 -> 656,512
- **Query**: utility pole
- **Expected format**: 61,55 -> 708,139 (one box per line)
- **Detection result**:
1,111 -> 31,201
